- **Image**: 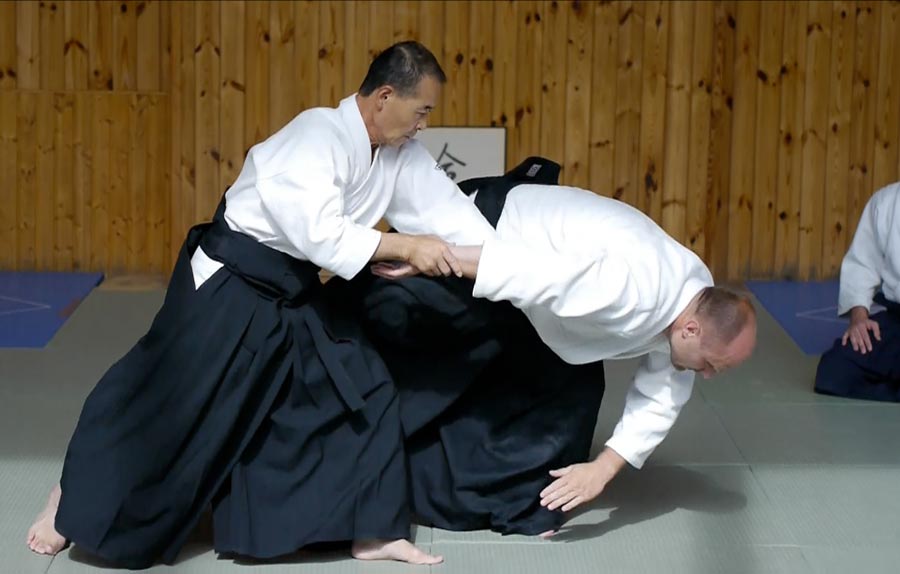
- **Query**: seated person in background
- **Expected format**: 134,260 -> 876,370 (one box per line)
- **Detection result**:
815,182 -> 900,402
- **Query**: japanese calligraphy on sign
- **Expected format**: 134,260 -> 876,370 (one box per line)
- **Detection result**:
415,127 -> 506,182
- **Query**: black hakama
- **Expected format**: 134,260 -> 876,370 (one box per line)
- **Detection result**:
55,205 -> 409,568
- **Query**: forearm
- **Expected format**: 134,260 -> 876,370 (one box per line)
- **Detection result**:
591,447 -> 629,481
371,232 -> 413,263
449,245 -> 483,279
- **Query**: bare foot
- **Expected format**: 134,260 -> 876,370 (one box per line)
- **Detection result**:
539,529 -> 558,539
26,484 -> 68,556
351,539 -> 443,565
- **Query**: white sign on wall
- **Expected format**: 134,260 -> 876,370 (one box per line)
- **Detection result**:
415,127 -> 507,182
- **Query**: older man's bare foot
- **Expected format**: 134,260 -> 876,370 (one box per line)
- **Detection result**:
351,539 -> 443,565
539,529 -> 558,539
26,484 -> 68,556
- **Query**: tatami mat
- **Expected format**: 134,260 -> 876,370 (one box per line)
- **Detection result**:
3,288 -> 898,573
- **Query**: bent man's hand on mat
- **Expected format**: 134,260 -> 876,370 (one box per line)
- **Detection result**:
540,447 -> 627,512
842,306 -> 881,354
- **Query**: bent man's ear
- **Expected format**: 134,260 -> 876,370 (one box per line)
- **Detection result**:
683,319 -> 701,339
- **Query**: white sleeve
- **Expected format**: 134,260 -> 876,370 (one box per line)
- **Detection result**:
838,194 -> 885,315
605,351 -> 695,469
471,238 -> 638,320
384,141 -> 496,245
254,140 -> 381,281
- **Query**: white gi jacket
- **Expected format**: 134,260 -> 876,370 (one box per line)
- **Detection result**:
191,93 -> 496,285
472,184 -> 714,468
839,182 -> 900,314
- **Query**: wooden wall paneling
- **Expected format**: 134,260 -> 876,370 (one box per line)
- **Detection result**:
873,1 -> 900,190
244,0 -> 269,152
726,0 -> 759,280
89,93 -> 109,270
195,0 -> 221,222
846,0 -> 880,239
612,1 -> 644,206
113,0 -> 138,90
563,0 -> 593,189
798,0 -> 832,280
137,0 -> 161,91
685,0 -> 714,257
174,1 -> 196,241
269,1 -> 298,132
706,0 -> 736,279
513,1 -> 543,168
637,1 -> 669,222
661,0 -> 694,244
16,1 -> 40,90
466,1 -> 494,128
54,92 -> 75,270
540,1 -> 569,169
221,0 -> 246,195
108,94 -> 130,273
822,1 -> 856,277
0,91 -> 17,268
443,0 -> 471,126
750,0 -> 784,278
589,0 -> 619,198
129,94 -> 148,272
73,92 -> 91,269
40,0 -> 65,91
35,92 -> 54,270
319,1 -> 346,106
89,0 -> 113,90
492,0 -> 518,169
64,1 -> 90,90
343,1 -> 369,102
0,1 -> 16,89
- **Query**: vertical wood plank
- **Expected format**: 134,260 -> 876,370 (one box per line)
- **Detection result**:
17,1 -> 40,90
416,2 -> 444,126
847,1 -> 880,238
513,1 -> 543,168
873,1 -> 900,190
540,1 -> 568,168
40,0 -> 65,91
661,0 -> 693,243
392,0 -> 417,43
443,1 -> 470,125
726,0 -> 759,280
467,1 -> 494,127
0,1 -> 16,89
269,1 -> 297,130
54,93 -> 75,270
195,0 -> 220,221
774,0 -> 808,279
89,0 -> 113,90
319,1 -> 345,106
823,1 -> 856,277
73,92 -> 92,269
707,0 -> 736,279
589,0 -> 619,197
113,0 -> 138,90
638,1 -> 669,221
175,1 -> 196,240
17,94 -> 37,269
685,0 -> 714,257
146,94 -> 168,273
221,0 -> 245,192
343,1 -> 369,98
244,0 -> 269,150
65,0 -> 90,90
35,93 -> 54,270
750,0 -> 784,278
0,91 -> 17,268
492,0 -> 517,169
613,1 -> 645,207
129,94 -> 147,272
563,0 -> 593,189
798,1 -> 832,280
296,1 -> 319,110
136,0 -> 161,91
108,94 -> 130,273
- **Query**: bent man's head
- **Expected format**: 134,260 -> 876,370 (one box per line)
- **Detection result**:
667,286 -> 757,379
357,41 -> 446,148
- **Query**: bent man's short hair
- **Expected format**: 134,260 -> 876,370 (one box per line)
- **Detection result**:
359,41 -> 447,97
695,286 -> 756,345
